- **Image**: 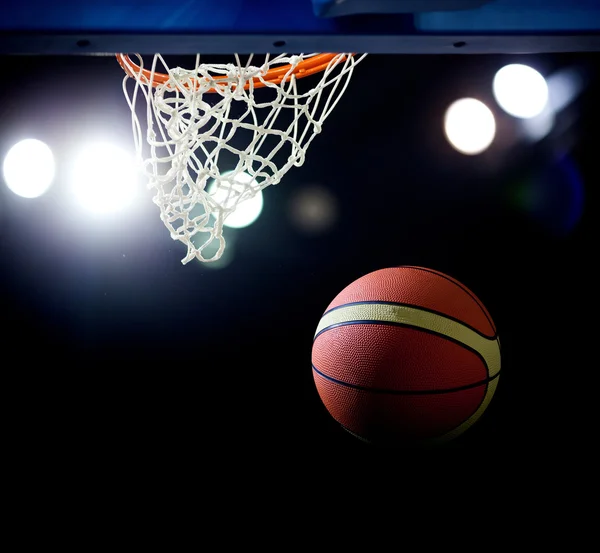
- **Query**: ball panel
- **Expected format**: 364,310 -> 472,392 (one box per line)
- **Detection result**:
326,266 -> 496,337
313,371 -> 489,443
313,323 -> 488,391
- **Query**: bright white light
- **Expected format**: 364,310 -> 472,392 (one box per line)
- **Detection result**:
493,64 -> 549,119
444,98 -> 496,155
2,139 -> 55,198
207,171 -> 264,229
71,143 -> 139,214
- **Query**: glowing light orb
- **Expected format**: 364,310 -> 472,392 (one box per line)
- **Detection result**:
444,98 -> 496,155
71,143 -> 139,214
207,171 -> 264,229
3,139 -> 55,198
493,64 -> 549,119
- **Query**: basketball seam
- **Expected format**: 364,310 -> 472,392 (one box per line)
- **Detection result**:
312,363 -> 500,395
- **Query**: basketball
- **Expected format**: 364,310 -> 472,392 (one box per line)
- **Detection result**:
312,266 -> 501,447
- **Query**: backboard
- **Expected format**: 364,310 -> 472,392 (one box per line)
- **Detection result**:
0,0 -> 599,54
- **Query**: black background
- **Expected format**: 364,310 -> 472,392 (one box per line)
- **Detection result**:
0,52 -> 597,475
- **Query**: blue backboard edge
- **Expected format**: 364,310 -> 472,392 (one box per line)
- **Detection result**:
1,32 -> 599,55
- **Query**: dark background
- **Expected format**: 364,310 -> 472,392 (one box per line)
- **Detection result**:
0,52 -> 597,472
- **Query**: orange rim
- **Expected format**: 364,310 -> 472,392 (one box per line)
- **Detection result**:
116,53 -> 348,92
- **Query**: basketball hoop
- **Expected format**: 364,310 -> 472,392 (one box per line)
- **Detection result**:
117,52 -> 366,264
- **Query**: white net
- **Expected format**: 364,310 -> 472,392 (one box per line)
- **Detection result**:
119,52 -> 366,264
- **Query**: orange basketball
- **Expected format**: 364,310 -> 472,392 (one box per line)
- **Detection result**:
312,266 -> 501,447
